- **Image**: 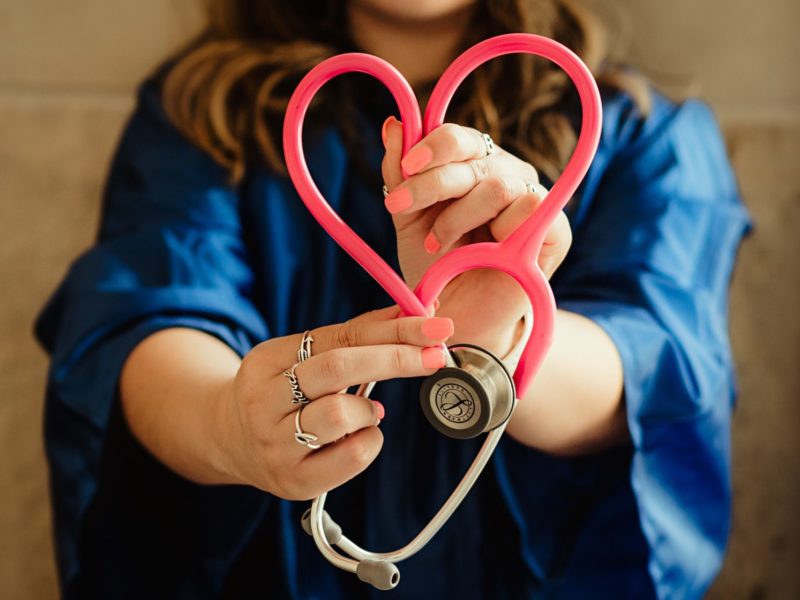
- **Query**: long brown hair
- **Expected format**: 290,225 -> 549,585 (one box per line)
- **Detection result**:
162,0 -> 649,184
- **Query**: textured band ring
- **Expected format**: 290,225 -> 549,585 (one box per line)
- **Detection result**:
283,363 -> 310,405
294,404 -> 320,450
298,330 -> 314,363
382,184 -> 389,198
482,132 -> 496,156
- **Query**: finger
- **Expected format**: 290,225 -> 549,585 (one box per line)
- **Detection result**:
282,344 -> 447,403
348,304 -> 402,323
538,209 -> 572,278
292,427 -> 384,499
310,315 -> 454,355
381,116 -> 404,191
384,153 -> 539,216
488,187 -> 543,242
246,306 -> 404,374
400,123 -> 489,176
427,177 -> 532,252
284,393 -> 382,448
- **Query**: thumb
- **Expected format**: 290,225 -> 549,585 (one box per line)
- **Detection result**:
380,116 -> 404,191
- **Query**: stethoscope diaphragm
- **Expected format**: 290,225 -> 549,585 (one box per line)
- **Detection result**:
420,344 -> 516,439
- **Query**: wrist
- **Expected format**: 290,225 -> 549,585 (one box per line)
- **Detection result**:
205,377 -> 248,486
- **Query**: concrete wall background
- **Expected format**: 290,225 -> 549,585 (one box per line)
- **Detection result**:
1,1 -> 797,597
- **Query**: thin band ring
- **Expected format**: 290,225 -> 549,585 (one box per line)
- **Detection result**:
525,180 -> 548,198
294,404 -> 321,450
283,363 -> 310,405
481,132 -> 496,157
298,330 -> 314,363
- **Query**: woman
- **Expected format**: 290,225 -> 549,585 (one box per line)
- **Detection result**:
35,0 -> 750,598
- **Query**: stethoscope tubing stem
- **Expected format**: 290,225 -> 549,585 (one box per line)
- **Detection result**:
310,417 -> 510,567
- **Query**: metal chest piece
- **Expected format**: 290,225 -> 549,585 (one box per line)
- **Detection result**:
420,344 -> 516,439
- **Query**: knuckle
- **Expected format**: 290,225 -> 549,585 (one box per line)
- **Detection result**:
484,177 -> 512,210
326,394 -> 351,431
321,350 -> 349,381
345,439 -> 374,470
438,124 -> 461,156
522,191 -> 540,212
428,167 -> 449,193
467,158 -> 491,183
388,346 -> 407,373
390,318 -> 405,344
335,321 -> 361,348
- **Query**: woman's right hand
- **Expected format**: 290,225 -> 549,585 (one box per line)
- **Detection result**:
215,306 -> 453,500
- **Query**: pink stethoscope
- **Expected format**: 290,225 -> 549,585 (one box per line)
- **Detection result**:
283,33 -> 602,590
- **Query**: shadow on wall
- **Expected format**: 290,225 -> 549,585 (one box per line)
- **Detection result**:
0,0 -> 798,598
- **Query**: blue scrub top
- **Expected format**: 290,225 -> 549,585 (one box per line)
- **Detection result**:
35,74 -> 750,599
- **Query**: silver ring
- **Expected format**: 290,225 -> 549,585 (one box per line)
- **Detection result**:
382,184 -> 389,198
525,181 -> 548,198
298,330 -> 314,363
294,404 -> 320,449
283,363 -> 310,405
481,132 -> 496,157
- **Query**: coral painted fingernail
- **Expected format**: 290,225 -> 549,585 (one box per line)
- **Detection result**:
381,116 -> 394,146
422,317 -> 454,340
424,231 -> 441,254
422,346 -> 447,369
372,400 -> 385,421
401,145 -> 433,175
385,187 -> 413,214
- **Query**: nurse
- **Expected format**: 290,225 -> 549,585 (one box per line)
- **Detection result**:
35,1 -> 750,598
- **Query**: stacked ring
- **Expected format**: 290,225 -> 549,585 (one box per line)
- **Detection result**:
298,330 -> 314,363
481,132 -> 496,156
283,364 -> 309,405
294,404 -> 320,449
287,330 -> 320,449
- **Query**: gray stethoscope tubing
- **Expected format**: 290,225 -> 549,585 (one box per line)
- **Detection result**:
301,379 -> 513,590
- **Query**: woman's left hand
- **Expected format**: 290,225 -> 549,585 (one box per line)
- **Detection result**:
381,117 -> 572,355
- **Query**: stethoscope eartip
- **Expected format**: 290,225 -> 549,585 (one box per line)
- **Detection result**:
300,507 -> 342,544
356,559 -> 401,591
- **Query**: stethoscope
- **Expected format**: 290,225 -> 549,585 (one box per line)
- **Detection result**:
283,33 -> 602,590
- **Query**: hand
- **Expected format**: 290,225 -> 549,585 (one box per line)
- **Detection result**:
380,118 -> 572,354
216,306 -> 454,500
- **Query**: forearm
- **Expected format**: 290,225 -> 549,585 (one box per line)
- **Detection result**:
505,309 -> 628,455
120,328 -> 241,485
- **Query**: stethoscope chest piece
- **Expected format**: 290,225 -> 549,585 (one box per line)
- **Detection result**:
420,344 -> 516,439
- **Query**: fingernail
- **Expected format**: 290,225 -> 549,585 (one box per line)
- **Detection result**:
424,231 -> 441,254
381,116 -> 394,146
422,317 -> 454,340
401,145 -> 433,175
371,400 -> 385,421
385,187 -> 413,214
422,346 -> 447,369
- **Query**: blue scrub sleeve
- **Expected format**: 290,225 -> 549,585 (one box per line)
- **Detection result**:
34,81 -> 270,587
494,95 -> 750,599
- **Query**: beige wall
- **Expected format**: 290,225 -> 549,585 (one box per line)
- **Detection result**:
1,1 -> 797,597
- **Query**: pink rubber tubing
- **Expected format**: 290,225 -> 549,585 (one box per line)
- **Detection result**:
283,33 -> 602,399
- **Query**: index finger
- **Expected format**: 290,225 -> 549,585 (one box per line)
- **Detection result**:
400,123 -> 490,176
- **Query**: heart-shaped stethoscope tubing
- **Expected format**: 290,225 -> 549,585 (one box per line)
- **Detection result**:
283,33 -> 602,590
